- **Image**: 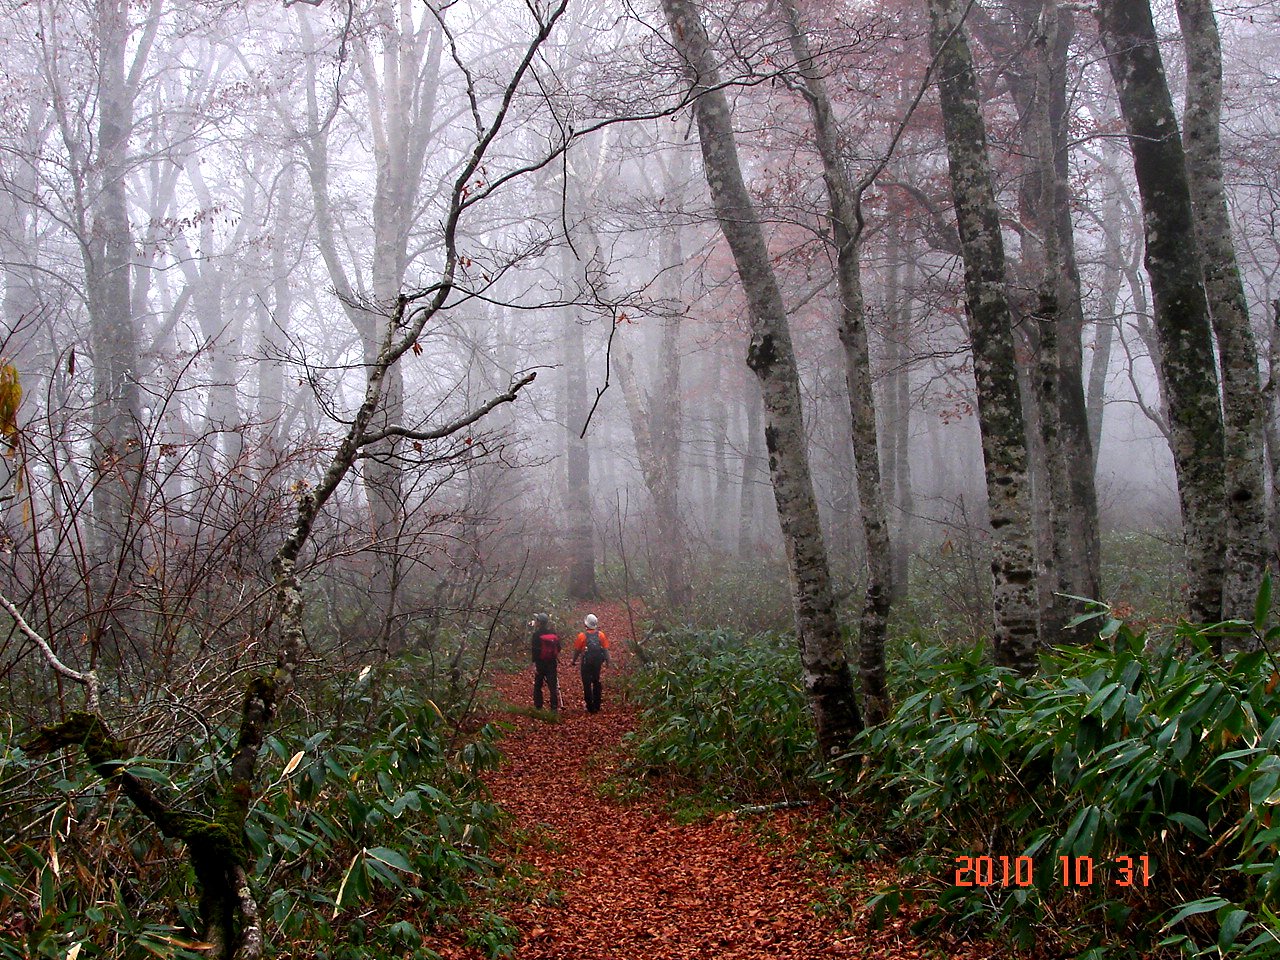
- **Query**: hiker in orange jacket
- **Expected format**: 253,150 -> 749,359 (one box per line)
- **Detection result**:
571,613 -> 610,714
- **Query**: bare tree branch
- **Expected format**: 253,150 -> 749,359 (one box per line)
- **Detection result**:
358,371 -> 538,445
0,589 -> 100,711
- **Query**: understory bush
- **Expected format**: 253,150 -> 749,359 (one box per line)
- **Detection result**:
622,601 -> 1279,958
622,628 -> 815,803
0,661 -> 510,960
838,605 -> 1280,959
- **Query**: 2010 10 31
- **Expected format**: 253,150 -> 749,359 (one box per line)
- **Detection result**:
953,854 -> 1152,887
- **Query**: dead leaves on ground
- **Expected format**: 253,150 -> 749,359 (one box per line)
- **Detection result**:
435,600 -> 1002,960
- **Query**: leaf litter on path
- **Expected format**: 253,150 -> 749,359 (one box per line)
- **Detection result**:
435,600 -> 1002,960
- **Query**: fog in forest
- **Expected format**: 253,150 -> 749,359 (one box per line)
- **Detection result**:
4,0 -> 1280,952
1,0 -> 1278,673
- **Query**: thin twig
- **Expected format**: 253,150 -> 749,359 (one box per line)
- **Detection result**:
579,319 -> 620,439
0,590 -> 99,712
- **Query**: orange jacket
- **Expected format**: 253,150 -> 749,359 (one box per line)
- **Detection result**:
574,630 -> 609,654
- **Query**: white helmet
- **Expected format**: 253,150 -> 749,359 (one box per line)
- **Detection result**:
584,614 -> 598,629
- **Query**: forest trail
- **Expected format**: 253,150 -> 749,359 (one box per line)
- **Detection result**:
444,601 -> 995,960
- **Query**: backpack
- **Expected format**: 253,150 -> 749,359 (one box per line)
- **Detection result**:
538,633 -> 559,661
582,630 -> 607,667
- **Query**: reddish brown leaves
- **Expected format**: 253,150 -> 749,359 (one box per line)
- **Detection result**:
435,601 -> 1002,960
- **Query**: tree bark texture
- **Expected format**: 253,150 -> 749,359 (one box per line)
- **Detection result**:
1096,0 -> 1226,624
927,0 -> 1040,673
781,0 -> 890,724
661,0 -> 863,755
880,228 -> 916,606
1045,6 -> 1103,607
1175,0 -> 1269,618
975,0 -> 1101,618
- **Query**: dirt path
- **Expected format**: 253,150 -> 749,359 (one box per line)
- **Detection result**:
443,601 -> 991,960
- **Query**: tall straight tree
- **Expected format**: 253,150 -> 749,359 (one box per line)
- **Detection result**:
779,0 -> 891,725
1096,0 -> 1227,625
660,0 -> 863,755
79,0 -> 157,565
560,238 -> 599,600
1175,0 -> 1268,618
927,0 -> 1040,673
970,0 -> 1102,625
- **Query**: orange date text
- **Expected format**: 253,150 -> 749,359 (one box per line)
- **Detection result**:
953,855 -> 1152,888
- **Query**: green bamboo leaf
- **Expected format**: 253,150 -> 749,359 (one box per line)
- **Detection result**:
1218,908 -> 1249,951
1255,570 -> 1273,632
366,846 -> 418,874
1160,897 -> 1230,931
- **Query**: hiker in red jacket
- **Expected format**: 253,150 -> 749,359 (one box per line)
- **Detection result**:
571,613 -> 610,714
530,612 -> 562,712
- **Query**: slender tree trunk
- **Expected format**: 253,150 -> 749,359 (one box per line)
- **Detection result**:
561,243 -> 598,600
652,186 -> 691,609
1175,0 -> 1269,618
890,301 -> 914,603
928,0 -> 1040,672
1028,1 -> 1078,640
258,163 -> 294,462
1096,0 -> 1227,625
1047,8 -> 1103,610
86,0 -> 143,569
1123,263 -> 1173,440
880,228 -> 916,603
780,0 -> 890,723
738,383 -> 763,560
1087,206 -> 1126,456
662,0 -> 863,755
711,383 -> 733,554
1267,303 -> 1280,562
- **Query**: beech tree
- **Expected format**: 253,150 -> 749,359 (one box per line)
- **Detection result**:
969,0 -> 1102,632
1175,0 -> 1269,618
778,0 -> 891,724
660,0 -> 864,754
1096,0 -> 1227,626
927,0 -> 1040,672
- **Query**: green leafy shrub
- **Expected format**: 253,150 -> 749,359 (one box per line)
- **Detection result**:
622,628 -> 815,802
0,667 -> 510,960
836,610 -> 1280,959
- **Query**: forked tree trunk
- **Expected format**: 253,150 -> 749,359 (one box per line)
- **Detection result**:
928,0 -> 1040,673
780,0 -> 891,724
661,0 -> 863,756
1175,0 -> 1268,619
974,0 -> 1102,616
1096,0 -> 1227,626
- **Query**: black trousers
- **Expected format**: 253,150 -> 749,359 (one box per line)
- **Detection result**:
533,659 -> 560,711
580,660 -> 603,713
